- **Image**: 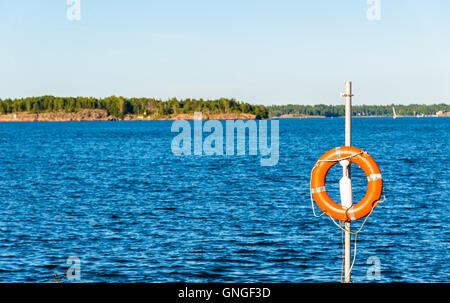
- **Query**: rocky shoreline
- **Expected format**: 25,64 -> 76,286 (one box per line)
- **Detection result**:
273,113 -> 450,118
0,110 -> 258,122
1,110 -> 448,122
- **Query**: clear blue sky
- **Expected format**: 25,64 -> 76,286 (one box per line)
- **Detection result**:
1,0 -> 449,105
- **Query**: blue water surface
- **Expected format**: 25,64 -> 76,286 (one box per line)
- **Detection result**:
0,117 -> 448,282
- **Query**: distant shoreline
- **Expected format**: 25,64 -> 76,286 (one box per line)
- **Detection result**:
0,109 -> 449,122
271,115 -> 449,119
1,96 -> 448,121
0,110 -> 259,122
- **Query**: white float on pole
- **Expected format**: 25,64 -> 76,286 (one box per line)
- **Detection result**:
341,81 -> 353,283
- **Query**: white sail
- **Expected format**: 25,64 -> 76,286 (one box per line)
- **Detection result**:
392,107 -> 397,119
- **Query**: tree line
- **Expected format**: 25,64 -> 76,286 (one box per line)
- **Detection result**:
268,104 -> 450,117
1,96 -> 447,119
0,96 -> 269,119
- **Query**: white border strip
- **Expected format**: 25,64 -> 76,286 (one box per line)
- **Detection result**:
311,186 -> 326,194
367,173 -> 382,182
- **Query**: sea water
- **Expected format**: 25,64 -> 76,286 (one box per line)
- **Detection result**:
0,117 -> 448,282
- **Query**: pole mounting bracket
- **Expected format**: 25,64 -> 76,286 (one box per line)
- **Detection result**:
340,93 -> 354,98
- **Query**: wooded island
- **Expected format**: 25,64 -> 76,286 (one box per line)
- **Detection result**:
0,96 -> 447,121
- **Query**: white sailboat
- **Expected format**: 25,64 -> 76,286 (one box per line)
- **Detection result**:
392,106 -> 397,119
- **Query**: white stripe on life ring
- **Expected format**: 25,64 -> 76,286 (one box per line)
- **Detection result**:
347,208 -> 356,221
367,173 -> 382,182
335,147 -> 341,160
311,186 -> 326,194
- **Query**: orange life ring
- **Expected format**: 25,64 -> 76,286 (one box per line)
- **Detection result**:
310,146 -> 383,222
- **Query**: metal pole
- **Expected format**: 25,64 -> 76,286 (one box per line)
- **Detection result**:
344,81 -> 352,283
